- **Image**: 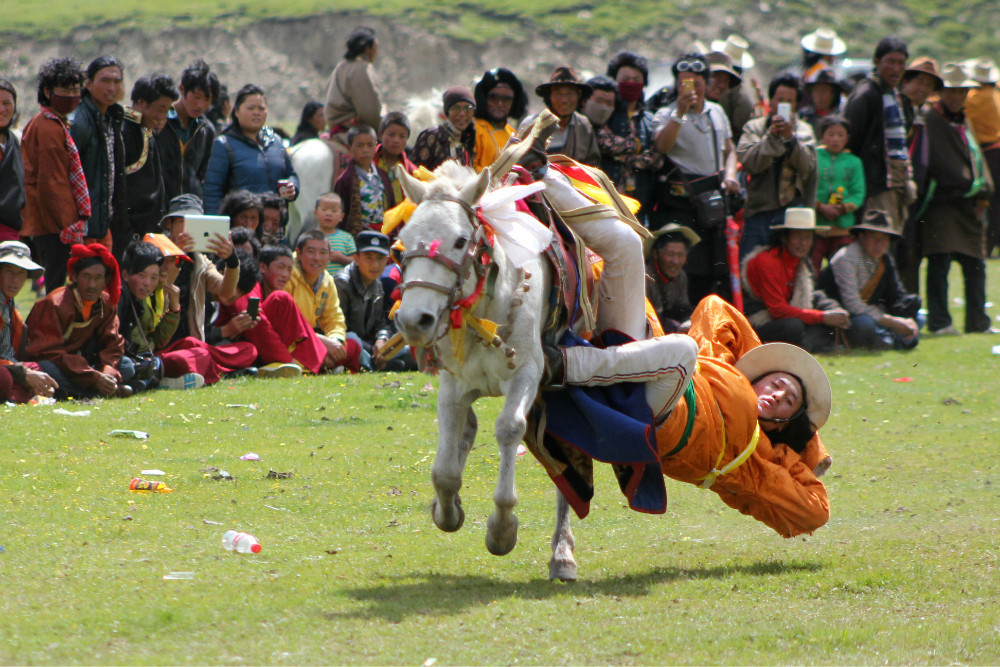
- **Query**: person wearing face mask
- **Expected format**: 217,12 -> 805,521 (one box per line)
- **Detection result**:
472,67 -> 527,173
20,57 -> 88,292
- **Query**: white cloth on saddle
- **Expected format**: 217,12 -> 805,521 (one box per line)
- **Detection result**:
478,182 -> 554,268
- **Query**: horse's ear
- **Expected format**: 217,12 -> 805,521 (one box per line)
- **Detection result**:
458,167 -> 491,208
397,165 -> 426,204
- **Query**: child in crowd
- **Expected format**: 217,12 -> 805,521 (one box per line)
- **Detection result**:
314,192 -> 356,275
333,125 -> 396,236
260,192 -> 288,246
811,114 -> 866,274
374,112 -> 417,207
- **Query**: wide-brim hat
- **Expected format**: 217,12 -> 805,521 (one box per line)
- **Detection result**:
643,223 -> 701,258
941,63 -> 978,89
849,209 -> 901,238
710,35 -> 755,69
159,193 -> 204,229
905,56 -> 944,90
535,66 -> 592,98
706,51 -> 742,82
968,58 -> 1000,84
735,342 -> 833,430
770,207 -> 830,232
800,28 -> 846,56
0,240 -> 44,279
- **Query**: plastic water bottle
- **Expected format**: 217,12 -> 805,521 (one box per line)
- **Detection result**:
129,477 -> 173,493
222,530 -> 261,554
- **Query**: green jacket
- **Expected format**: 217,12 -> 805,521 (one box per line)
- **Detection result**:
816,147 -> 866,229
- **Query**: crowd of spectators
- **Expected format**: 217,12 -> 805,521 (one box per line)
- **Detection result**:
2,25 -> 999,404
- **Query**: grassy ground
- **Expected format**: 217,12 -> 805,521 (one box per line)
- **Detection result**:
3,266 -> 1000,664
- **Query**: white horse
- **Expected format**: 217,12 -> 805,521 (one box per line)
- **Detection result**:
393,162 -> 579,581
287,138 -> 339,244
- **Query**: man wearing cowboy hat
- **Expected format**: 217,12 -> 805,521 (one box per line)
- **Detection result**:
742,207 -> 849,352
820,209 -> 920,349
910,63 -> 997,335
0,241 -> 60,403
706,51 -> 754,144
963,58 -> 1000,256
519,67 -> 600,167
644,223 -> 700,333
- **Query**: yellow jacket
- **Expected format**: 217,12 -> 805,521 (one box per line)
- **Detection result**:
285,264 -> 347,342
966,86 -> 1000,147
473,118 -> 515,172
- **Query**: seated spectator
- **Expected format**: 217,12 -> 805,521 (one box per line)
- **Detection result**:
120,73 -> 179,252
741,207 -> 849,352
220,189 -> 264,239
157,59 -> 219,202
117,241 -> 175,392
0,78 -> 25,243
737,72 -> 818,257
798,66 -> 843,133
334,124 -> 395,235
0,241 -> 59,403
335,230 -> 413,371
374,112 -> 417,206
820,210 -> 920,349
291,100 -> 325,146
412,86 -> 477,170
229,226 -> 261,259
520,67 -> 601,166
283,230 -> 362,371
24,243 -> 129,399
811,114 -> 866,274
644,224 -> 700,333
259,192 -> 287,246
313,192 -> 356,275
473,67 -> 527,172
20,57 -> 87,292
157,194 -> 239,344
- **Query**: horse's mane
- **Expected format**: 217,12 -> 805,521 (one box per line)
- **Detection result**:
423,161 -> 482,198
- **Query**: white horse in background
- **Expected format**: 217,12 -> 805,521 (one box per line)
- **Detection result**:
287,138 -> 338,244
393,161 -> 579,581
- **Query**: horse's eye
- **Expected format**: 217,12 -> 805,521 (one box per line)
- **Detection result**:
453,236 -> 468,250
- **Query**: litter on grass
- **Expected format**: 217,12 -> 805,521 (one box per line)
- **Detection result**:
54,408 -> 90,417
140,469 -> 166,476
239,453 -> 260,460
110,429 -> 150,439
163,572 -> 195,580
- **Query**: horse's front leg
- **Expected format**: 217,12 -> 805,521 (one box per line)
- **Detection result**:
430,378 -> 478,533
549,490 -> 577,581
485,368 -> 538,556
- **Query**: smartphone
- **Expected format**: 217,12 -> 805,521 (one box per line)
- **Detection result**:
246,297 -> 260,320
680,78 -> 695,96
777,102 -> 792,122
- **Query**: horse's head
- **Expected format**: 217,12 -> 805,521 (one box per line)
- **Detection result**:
395,162 -> 492,348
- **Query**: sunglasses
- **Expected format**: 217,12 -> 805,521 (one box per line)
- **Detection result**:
676,60 -> 707,73
487,93 -> 515,103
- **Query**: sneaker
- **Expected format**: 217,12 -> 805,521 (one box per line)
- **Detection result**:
929,325 -> 961,336
969,326 -> 1000,334
258,362 -> 303,379
161,373 -> 205,390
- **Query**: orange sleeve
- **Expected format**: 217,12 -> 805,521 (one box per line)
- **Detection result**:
686,295 -> 762,363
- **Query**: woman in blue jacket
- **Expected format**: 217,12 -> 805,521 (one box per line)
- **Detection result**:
203,84 -> 299,214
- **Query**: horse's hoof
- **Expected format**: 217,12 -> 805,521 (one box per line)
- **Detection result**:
485,513 -> 518,555
430,496 -> 465,533
549,558 -> 578,582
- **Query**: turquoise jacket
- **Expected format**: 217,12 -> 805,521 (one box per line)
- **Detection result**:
816,147 -> 866,229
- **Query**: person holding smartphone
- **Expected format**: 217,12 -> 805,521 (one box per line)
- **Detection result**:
736,72 -> 818,259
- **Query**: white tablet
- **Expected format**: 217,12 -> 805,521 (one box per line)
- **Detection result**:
183,215 -> 231,253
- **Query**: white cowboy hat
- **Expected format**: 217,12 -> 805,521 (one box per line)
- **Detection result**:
969,58 -> 1000,84
940,63 -> 978,89
710,35 -> 755,69
735,342 -> 833,429
0,241 -> 44,279
643,223 -> 701,258
769,207 -> 830,232
800,28 -> 847,56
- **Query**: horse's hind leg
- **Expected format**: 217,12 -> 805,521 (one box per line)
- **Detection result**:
431,380 -> 477,533
549,490 -> 577,581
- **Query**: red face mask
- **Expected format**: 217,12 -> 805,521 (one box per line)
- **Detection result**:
617,80 -> 645,102
49,93 -> 82,116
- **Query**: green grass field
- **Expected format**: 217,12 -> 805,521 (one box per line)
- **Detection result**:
2,265 -> 1000,664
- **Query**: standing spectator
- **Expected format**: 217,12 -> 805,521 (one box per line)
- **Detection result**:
844,37 -> 912,233
900,57 -> 943,136
20,57 -> 87,292
964,59 -> 1000,257
121,74 -> 179,252
472,67 -> 527,172
800,28 -> 847,90
911,64 -> 996,335
811,114 -> 867,274
706,50 -> 755,145
157,59 -> 219,202
643,223 -> 700,333
291,100 -> 326,146
206,83 -> 229,134
520,67 -> 601,167
374,112 -> 417,206
820,210 -> 920,350
597,51 -> 663,215
334,124 -> 395,235
742,208 -> 849,352
738,73 -> 818,257
70,56 -> 127,251
0,78 -> 24,242
708,35 -> 758,143
798,66 -> 843,133
581,76 -> 616,130
324,27 -> 382,139
412,86 -> 477,170
652,52 -> 741,302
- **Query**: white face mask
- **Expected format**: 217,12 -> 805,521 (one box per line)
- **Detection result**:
583,99 -> 614,127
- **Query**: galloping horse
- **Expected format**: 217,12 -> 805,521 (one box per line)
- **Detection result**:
393,160 -> 580,580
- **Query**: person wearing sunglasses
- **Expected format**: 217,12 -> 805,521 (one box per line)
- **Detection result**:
411,86 -> 477,171
472,67 -> 527,173
652,52 -> 741,303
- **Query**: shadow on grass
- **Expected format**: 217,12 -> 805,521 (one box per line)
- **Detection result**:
323,560 -> 821,622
